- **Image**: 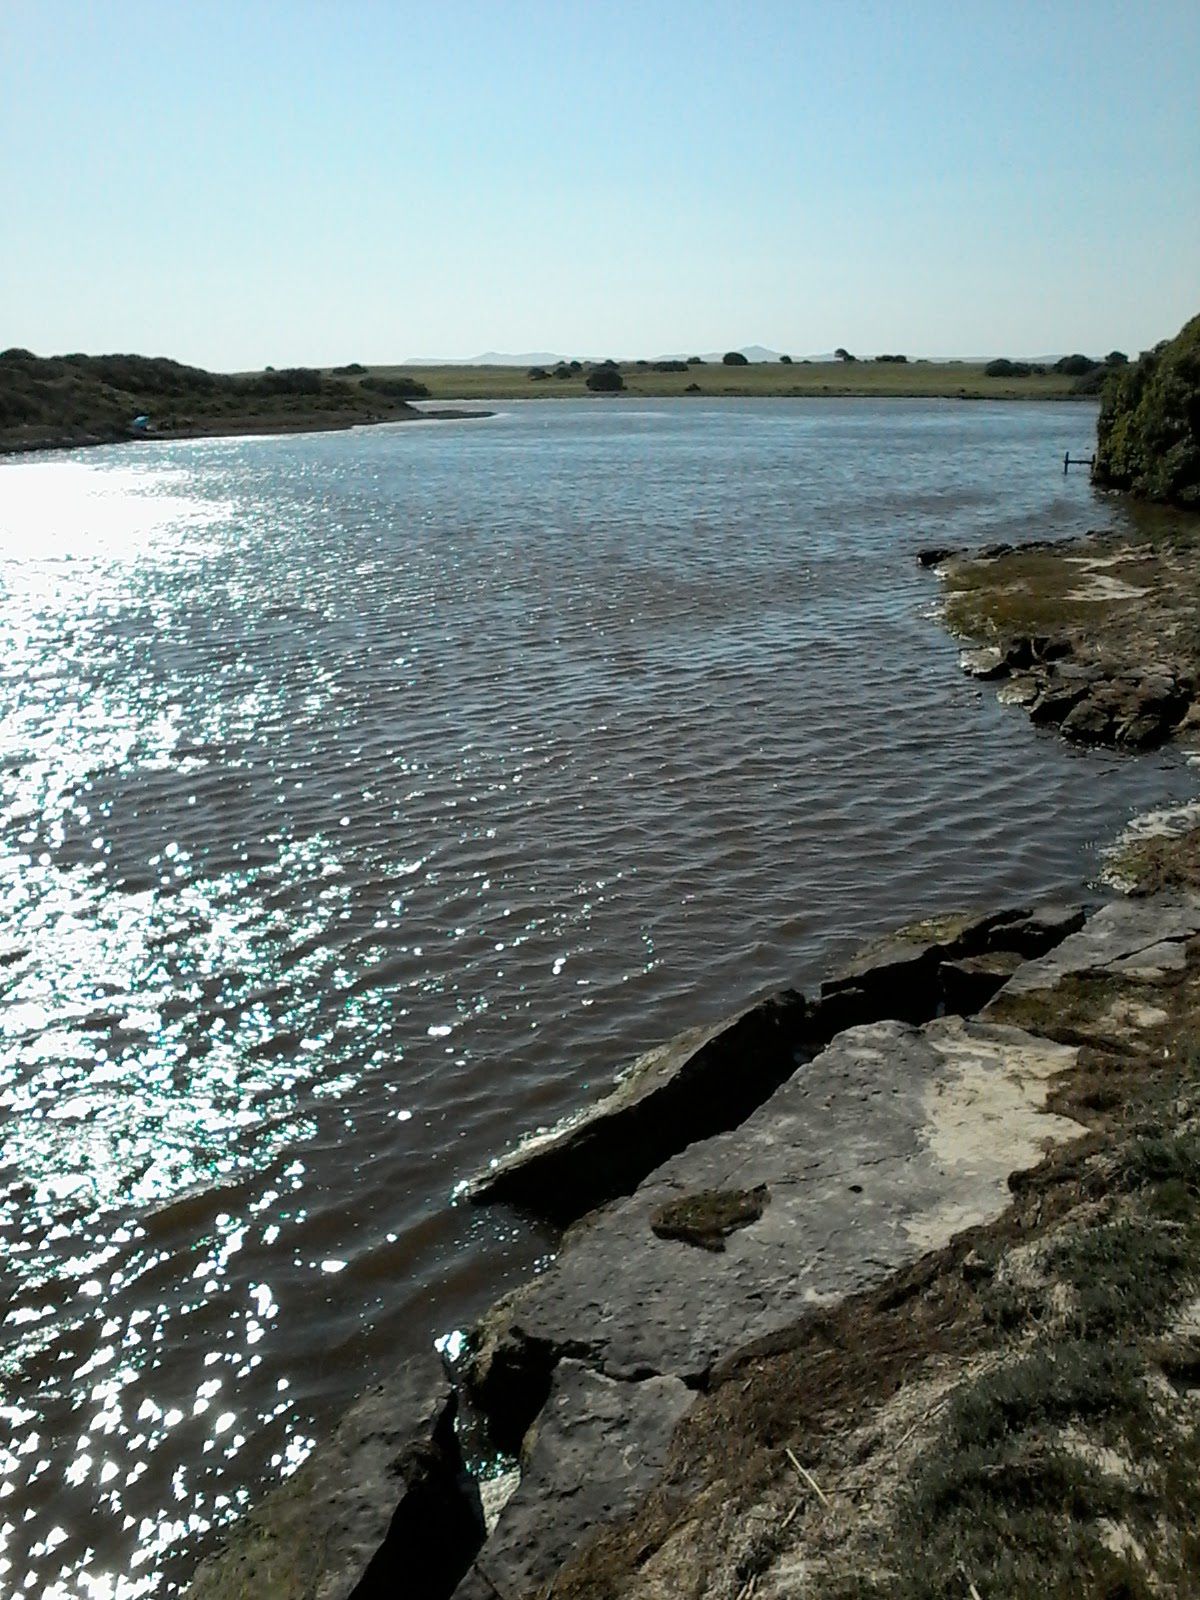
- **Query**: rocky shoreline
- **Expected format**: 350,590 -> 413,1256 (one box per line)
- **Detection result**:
185,512 -> 1200,1600
186,879 -> 1200,1600
919,524 -> 1200,752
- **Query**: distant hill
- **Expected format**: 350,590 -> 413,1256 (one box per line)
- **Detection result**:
0,349 -> 431,454
408,346 -> 795,366
406,351 -> 563,366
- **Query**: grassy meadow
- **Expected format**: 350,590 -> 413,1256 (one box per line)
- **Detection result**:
343,359 -> 1083,403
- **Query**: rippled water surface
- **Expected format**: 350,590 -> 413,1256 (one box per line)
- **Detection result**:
1,399 -> 1195,1595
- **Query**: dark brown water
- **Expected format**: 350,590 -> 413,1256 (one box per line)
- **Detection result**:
1,399 -> 1194,1595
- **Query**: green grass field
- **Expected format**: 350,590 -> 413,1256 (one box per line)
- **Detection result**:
341,360 -> 1082,403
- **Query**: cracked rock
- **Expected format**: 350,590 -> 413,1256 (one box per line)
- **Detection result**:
454,1363 -> 695,1600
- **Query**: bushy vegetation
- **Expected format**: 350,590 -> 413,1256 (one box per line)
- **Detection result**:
985,358 -> 1046,378
1095,312 -> 1200,505
0,348 -> 429,446
722,351 -> 749,365
874,353 -> 908,363
585,364 -> 625,392
360,374 -> 430,399
1054,353 -> 1099,376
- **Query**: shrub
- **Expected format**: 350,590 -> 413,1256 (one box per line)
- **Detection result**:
779,354 -> 792,364
984,358 -> 1034,378
1095,311 -> 1200,505
652,360 -> 688,373
527,366 -> 550,381
722,351 -> 749,365
834,347 -> 856,362
553,364 -> 572,380
874,353 -> 908,363
1054,354 -> 1099,376
687,356 -> 704,365
585,366 -> 625,392
360,374 -> 430,399
247,366 -> 323,396
1106,351 -> 1129,366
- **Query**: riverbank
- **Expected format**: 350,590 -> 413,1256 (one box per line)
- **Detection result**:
336,359 -> 1086,403
0,405 -> 492,457
187,873 -> 1200,1600
182,502 -> 1200,1600
921,508 -> 1200,751
0,349 -> 490,457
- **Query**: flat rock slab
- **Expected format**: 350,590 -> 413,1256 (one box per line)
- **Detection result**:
990,894 -> 1200,1001
455,1363 -> 695,1600
476,1016 -> 1082,1391
823,903 -> 1084,1006
186,1354 -> 482,1600
464,904 -> 1084,1224
463,991 -> 809,1221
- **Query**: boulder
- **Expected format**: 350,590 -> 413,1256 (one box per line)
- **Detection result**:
466,1016 -> 1083,1437
463,991 -> 810,1222
466,906 -> 1084,1227
988,894 -> 1200,1002
939,948 -> 1025,1013
454,1363 -> 695,1600
186,1355 -> 483,1600
821,904 -> 1085,1021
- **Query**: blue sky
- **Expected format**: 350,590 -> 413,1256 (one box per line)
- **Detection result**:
2,1 -> 1197,368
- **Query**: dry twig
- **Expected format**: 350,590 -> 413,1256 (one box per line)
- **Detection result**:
785,1446 -> 831,1508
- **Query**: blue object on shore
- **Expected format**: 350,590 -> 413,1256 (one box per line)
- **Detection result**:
131,414 -> 150,430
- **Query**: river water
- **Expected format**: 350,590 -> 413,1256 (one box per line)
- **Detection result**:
0,398 -> 1194,1596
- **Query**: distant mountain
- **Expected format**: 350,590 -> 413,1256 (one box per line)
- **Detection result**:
405,352 -> 563,366
406,346 -> 795,366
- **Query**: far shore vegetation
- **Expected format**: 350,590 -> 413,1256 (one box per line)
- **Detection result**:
318,355 -> 1099,403
0,345 -> 1130,457
2,341 -> 1167,458
0,349 -> 450,455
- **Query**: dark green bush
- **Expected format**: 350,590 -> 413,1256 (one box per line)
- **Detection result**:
585,366 -> 625,392
1095,312 -> 1200,506
360,374 -> 430,399
1054,354 -> 1100,376
722,351 -> 749,365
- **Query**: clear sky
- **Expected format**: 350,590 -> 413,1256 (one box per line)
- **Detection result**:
2,1 -> 1197,369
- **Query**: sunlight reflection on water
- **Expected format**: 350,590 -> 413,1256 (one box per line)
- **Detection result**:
0,403 -> 1195,1594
